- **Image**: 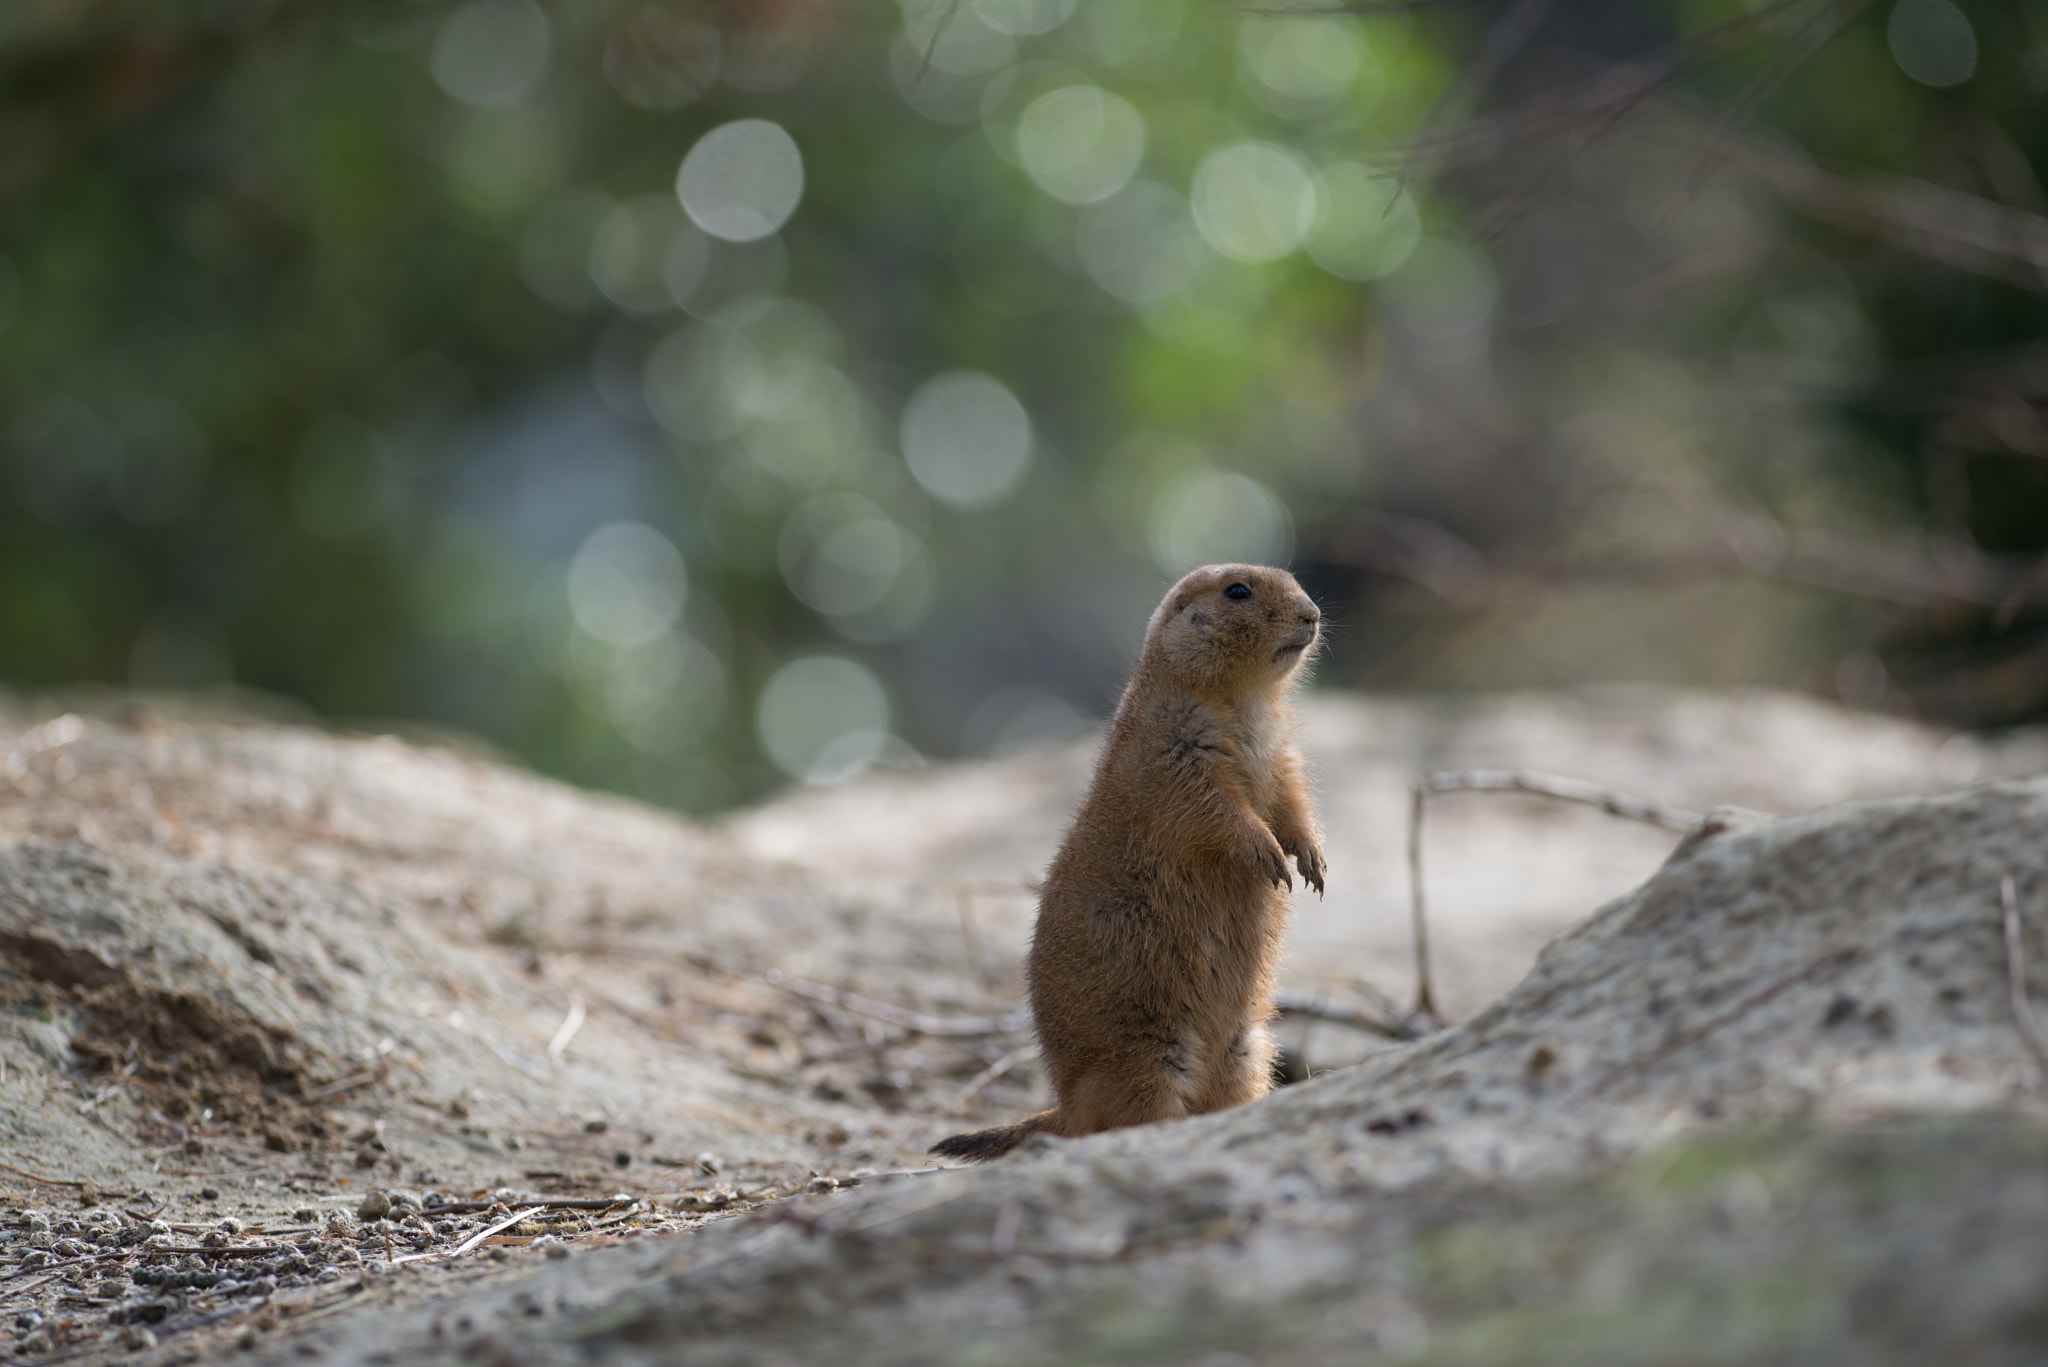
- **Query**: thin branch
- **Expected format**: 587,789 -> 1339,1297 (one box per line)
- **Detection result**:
1399,0 -> 1559,191
1407,781 -> 1439,1027
916,0 -> 961,78
1408,769 -> 1701,1029
1393,0 -> 1831,173
2000,876 -> 2048,1078
947,1042 -> 1042,1113
1699,0 -> 1867,157
1723,133 -> 2048,294
0,1161 -> 100,1189
1416,770 -> 1702,832
1272,989 -> 1426,1040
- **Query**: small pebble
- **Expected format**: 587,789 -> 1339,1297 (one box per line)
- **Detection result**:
217,1217 -> 243,1235
356,1191 -> 392,1221
292,1207 -> 318,1224
198,1186 -> 220,1201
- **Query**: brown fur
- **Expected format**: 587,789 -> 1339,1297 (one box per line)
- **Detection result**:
931,564 -> 1323,1162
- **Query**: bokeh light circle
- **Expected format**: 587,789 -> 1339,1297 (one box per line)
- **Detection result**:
1015,86 -> 1146,204
430,0 -> 553,107
1307,164 -> 1420,281
1148,470 -> 1294,575
1077,180 -> 1208,303
1190,142 -> 1319,263
1238,17 -> 1365,111
972,0 -> 1080,38
567,522 -> 688,647
756,655 -> 891,783
1887,0 -> 1976,87
900,371 -> 1033,509
676,120 -> 805,242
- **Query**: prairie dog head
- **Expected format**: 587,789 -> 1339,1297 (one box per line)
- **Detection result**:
1145,564 -> 1321,696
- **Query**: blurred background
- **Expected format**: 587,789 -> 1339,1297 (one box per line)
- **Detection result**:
0,0 -> 2043,812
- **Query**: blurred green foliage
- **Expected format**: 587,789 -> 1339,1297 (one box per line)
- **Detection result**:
0,0 -> 2043,810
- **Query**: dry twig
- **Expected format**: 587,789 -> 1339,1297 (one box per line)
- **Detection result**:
421,1197 -> 634,1216
0,1161 -> 104,1190
1999,876 -> 2048,1078
394,1206 -> 545,1264
947,1043 -> 1042,1113
1409,770 -> 1701,1026
1272,990 -> 1425,1041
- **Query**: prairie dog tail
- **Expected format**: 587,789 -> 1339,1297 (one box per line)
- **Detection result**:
928,1109 -> 1060,1163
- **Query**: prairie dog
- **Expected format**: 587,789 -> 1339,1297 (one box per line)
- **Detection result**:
932,563 -> 1323,1162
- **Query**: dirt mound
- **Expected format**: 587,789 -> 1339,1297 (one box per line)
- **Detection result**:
0,688 -> 2043,1365
255,777 -> 2048,1367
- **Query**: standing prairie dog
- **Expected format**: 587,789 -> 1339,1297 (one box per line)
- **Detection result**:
932,563 -> 1324,1162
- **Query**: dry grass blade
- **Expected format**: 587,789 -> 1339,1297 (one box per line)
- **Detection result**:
2000,876 -> 2048,1077
547,996 -> 586,1065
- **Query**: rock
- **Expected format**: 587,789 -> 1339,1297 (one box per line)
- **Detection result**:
355,1191 -> 392,1222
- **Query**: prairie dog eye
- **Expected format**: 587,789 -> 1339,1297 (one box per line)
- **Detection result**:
1224,583 -> 1252,600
